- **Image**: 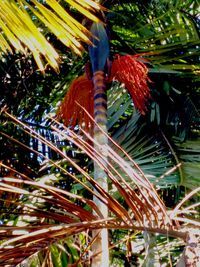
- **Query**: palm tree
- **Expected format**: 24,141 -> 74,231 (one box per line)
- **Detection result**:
56,1 -> 200,264
0,0 -> 200,266
57,21 -> 151,267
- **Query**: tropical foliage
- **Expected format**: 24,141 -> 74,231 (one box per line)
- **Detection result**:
0,0 -> 200,266
0,0 -> 104,71
0,111 -> 199,266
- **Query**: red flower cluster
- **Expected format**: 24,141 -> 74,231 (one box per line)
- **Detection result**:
57,54 -> 151,129
110,54 -> 151,114
57,75 -> 94,131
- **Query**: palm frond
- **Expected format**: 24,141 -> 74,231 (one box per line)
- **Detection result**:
0,111 -> 181,265
0,111 -> 199,265
107,85 -> 180,187
0,0 -> 104,71
175,139 -> 200,188
110,1 -> 200,73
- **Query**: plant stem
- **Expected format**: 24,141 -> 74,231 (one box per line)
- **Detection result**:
92,70 -> 109,267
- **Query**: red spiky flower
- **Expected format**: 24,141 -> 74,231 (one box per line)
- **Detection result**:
110,54 -> 151,114
58,54 -> 151,130
57,74 -> 94,131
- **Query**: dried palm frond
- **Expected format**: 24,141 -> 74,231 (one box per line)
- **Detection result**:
1,112 -> 199,266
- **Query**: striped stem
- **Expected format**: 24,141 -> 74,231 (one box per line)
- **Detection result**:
93,71 -> 107,131
92,70 -> 109,267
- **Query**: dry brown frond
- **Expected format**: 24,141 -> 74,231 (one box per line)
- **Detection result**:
1,111 -> 199,265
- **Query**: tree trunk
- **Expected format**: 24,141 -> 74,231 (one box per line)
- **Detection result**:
142,232 -> 161,267
92,70 -> 109,267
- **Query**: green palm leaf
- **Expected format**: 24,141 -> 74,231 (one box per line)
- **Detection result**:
109,1 -> 200,74
175,139 -> 200,188
107,84 -> 180,187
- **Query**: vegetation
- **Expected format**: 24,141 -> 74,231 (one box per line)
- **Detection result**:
0,0 -> 200,266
